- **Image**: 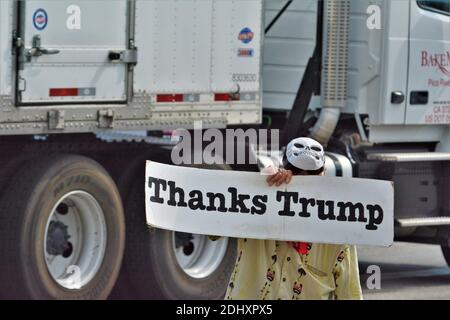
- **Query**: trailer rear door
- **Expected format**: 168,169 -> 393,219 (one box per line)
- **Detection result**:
17,0 -> 130,104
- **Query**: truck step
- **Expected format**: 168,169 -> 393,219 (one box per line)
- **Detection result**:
367,152 -> 450,162
395,217 -> 450,227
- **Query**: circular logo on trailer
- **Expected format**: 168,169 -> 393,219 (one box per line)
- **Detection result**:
33,9 -> 48,31
238,27 -> 254,44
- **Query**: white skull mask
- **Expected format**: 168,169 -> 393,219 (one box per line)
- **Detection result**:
286,137 -> 325,171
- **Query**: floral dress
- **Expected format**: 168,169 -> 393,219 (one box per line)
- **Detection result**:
225,238 -> 363,300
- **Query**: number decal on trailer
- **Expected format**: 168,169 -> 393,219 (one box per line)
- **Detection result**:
237,48 -> 254,58
232,73 -> 258,82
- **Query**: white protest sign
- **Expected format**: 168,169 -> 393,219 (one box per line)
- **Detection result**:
145,161 -> 394,246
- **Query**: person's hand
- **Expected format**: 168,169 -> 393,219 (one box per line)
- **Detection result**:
266,168 -> 293,187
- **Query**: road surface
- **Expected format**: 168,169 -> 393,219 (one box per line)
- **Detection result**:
358,242 -> 450,300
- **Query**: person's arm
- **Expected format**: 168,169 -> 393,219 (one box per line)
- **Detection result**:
332,245 -> 363,300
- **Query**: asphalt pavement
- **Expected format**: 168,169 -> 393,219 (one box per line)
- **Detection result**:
358,242 -> 450,300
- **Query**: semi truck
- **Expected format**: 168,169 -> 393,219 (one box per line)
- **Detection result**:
0,0 -> 448,299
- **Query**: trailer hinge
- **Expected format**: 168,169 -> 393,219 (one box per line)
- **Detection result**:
48,110 -> 65,130
12,30 -> 23,51
13,30 -> 27,68
108,48 -> 137,65
17,78 -> 26,92
98,109 -> 115,128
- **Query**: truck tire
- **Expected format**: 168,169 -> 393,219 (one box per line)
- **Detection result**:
0,154 -> 125,299
113,161 -> 237,300
442,245 -> 450,267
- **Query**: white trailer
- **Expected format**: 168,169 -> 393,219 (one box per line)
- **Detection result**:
0,0 -> 448,300
0,0 -> 262,132
0,0 -> 263,300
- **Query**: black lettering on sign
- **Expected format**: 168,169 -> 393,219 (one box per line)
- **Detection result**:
337,202 -> 367,223
206,192 -> 228,212
252,195 -> 268,215
148,177 -> 167,204
366,204 -> 384,230
228,187 -> 251,214
146,176 -> 386,231
168,180 -> 187,207
317,200 -> 336,221
276,191 -> 298,217
298,198 -> 315,218
188,190 -> 206,211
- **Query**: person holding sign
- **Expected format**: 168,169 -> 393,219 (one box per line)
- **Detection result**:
222,137 -> 363,300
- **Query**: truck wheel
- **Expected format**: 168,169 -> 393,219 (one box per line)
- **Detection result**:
0,154 -> 125,299
115,162 -> 236,299
441,245 -> 450,267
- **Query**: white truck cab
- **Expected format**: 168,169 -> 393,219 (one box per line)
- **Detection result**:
263,0 -> 450,268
